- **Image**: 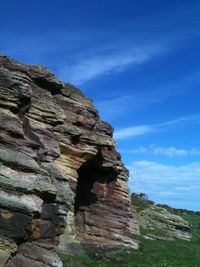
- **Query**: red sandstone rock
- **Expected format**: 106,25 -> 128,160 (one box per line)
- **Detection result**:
0,55 -> 139,267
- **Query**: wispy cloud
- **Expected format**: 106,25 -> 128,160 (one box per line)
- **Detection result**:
128,161 -> 200,210
114,125 -> 153,140
121,146 -> 200,157
114,124 -> 155,140
60,44 -> 165,85
114,114 -> 200,140
1,0 -> 199,81
95,72 -> 200,121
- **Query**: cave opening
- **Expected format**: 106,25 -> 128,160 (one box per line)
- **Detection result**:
74,162 -> 98,215
74,151 -> 117,216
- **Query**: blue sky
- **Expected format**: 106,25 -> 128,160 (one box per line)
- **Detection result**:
1,0 -> 199,210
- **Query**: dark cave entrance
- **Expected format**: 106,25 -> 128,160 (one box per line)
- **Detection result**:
74,151 -> 117,217
74,161 -> 98,215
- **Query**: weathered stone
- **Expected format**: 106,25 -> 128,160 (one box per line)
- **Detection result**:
0,190 -> 43,213
0,146 -> 41,173
13,243 -> 63,267
137,205 -> 192,241
28,118 -> 60,162
0,235 -> 17,266
0,208 -> 32,239
6,243 -> 63,267
0,235 -> 17,253
0,250 -> 10,267
28,85 -> 65,125
93,120 -> 114,136
6,255 -> 49,267
0,54 -> 138,266
0,166 -> 57,198
39,220 -> 57,239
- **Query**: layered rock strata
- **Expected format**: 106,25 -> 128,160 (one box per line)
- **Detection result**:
0,55 -> 138,266
137,205 -> 192,241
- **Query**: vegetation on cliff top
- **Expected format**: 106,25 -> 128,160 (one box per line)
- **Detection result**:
131,192 -> 200,215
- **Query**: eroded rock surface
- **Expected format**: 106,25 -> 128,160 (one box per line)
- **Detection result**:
0,55 -> 138,266
137,205 -> 192,241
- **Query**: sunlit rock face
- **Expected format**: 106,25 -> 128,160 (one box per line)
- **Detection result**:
137,205 -> 192,241
0,55 -> 138,266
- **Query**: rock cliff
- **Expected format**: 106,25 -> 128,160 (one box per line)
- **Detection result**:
131,193 -> 192,241
0,55 -> 138,267
137,205 -> 192,241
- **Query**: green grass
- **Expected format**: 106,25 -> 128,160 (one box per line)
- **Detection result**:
59,214 -> 200,267
140,227 -> 167,238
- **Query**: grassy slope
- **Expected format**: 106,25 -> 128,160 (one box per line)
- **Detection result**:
60,213 -> 200,267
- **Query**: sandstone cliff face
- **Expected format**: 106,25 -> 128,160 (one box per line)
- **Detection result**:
0,55 -> 138,267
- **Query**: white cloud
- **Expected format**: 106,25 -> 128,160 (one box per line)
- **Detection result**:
114,114 -> 200,140
159,114 -> 200,127
114,125 -> 153,140
121,146 -> 200,157
61,44 -> 165,84
128,161 -> 200,210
